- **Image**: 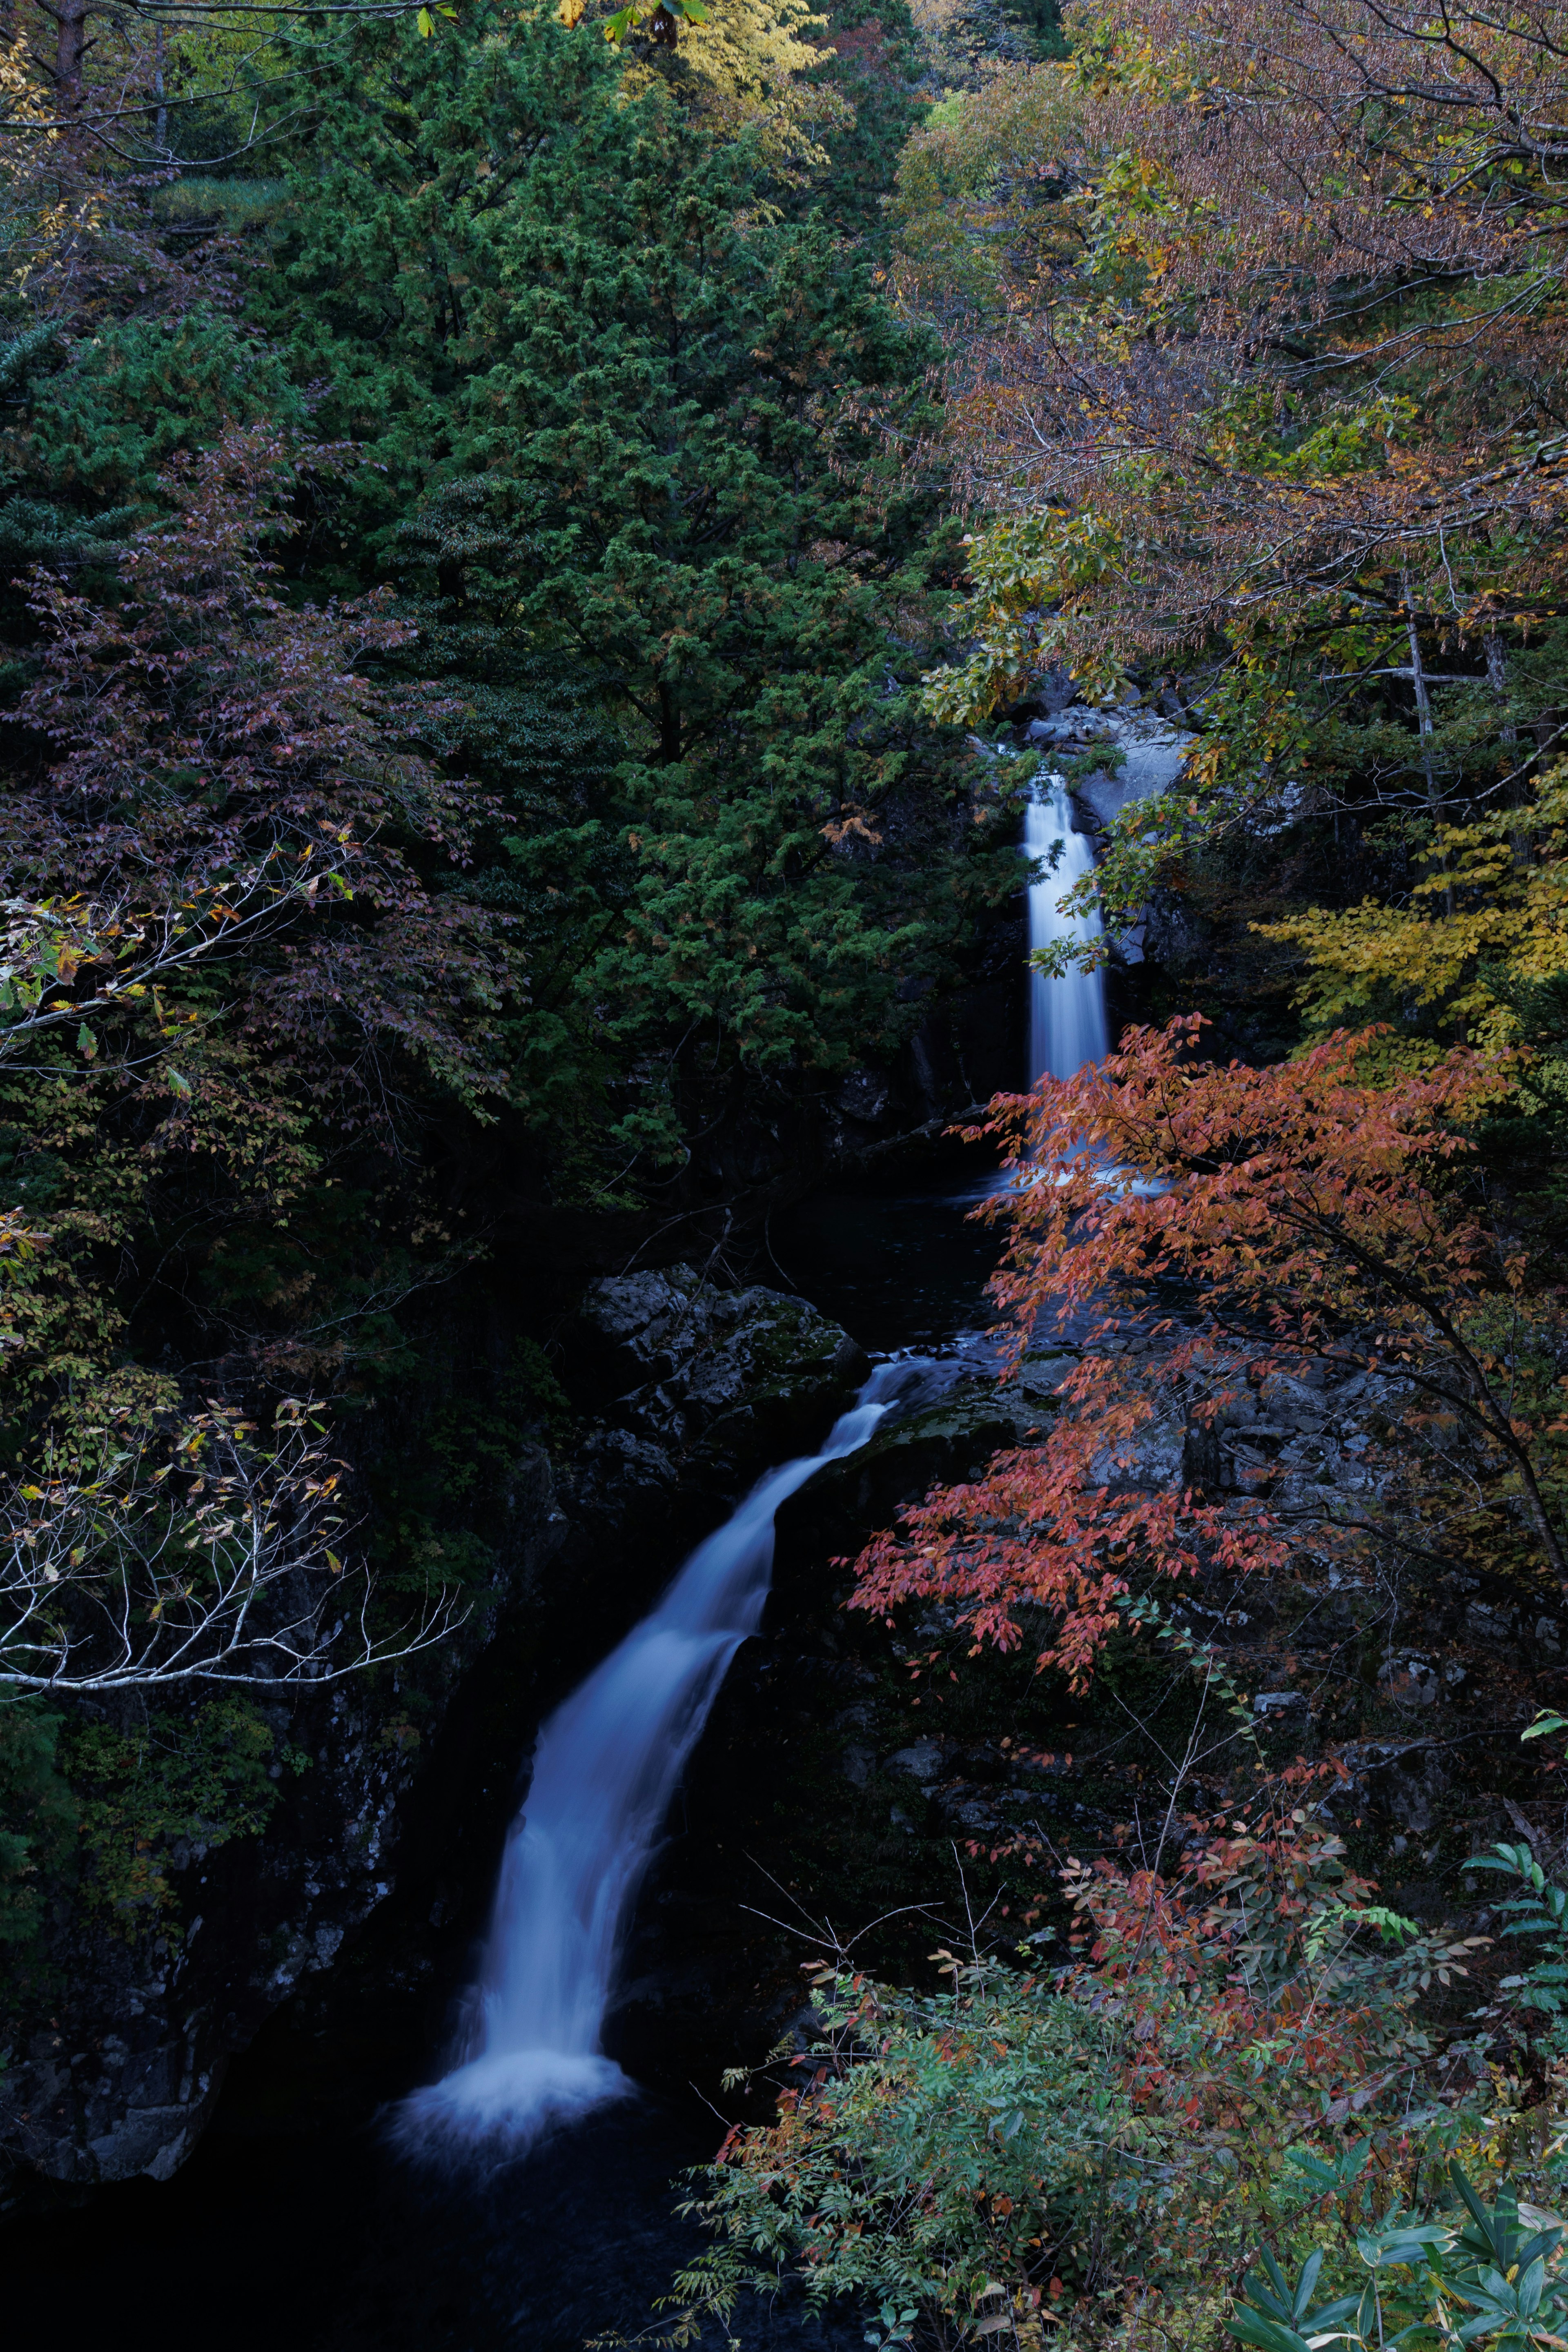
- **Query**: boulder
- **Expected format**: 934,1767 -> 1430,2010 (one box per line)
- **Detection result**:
886,1739 -> 944,1783
1334,1740 -> 1450,1838
566,1265 -> 869,1483
1253,1690 -> 1312,1724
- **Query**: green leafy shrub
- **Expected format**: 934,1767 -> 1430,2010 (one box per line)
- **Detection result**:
670,1795 -> 1478,2350
1231,2164 -> 1568,2352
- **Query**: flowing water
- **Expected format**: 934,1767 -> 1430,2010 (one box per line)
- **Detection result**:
1026,780 -> 1108,1084
396,1356 -> 951,2158
7,815 -> 1113,2340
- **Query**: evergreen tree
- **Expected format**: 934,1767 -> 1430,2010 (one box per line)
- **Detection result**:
254,6 -> 1009,1177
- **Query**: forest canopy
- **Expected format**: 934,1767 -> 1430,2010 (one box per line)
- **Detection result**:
8,0 -> 1568,2343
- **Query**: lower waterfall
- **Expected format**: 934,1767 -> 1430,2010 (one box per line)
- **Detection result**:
397,1356 -> 942,2154
1026,779 -> 1108,1084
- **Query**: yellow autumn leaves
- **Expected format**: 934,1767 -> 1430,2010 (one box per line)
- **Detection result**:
1258,762 -> 1568,1055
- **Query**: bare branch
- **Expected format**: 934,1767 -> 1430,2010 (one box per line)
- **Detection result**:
0,1393 -> 467,1695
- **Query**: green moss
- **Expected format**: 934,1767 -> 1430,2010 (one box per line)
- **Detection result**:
365,1337 -> 568,1602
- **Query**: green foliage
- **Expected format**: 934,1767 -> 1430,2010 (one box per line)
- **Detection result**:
0,1701 -> 73,1950
796,0 -> 928,244
60,1698 -> 297,1931
1468,1844 -> 1568,2030
1470,1718 -> 1568,2041
368,1339 -> 570,1598
677,1958 -> 1133,2332
247,5 -> 1001,1173
21,310 -> 307,508
1232,2167 -> 1568,2352
671,1807 -> 1466,2350
887,62 -> 1080,323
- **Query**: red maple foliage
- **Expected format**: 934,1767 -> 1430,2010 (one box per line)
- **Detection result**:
850,1017 -> 1550,1681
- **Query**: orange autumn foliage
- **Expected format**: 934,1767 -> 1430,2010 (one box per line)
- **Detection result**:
850,1017 -> 1557,1677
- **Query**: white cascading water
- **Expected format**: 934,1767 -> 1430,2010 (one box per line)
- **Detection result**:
397,1357 -> 940,2156
1026,779 -> 1108,1085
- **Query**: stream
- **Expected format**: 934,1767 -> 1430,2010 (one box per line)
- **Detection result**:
12,781 -> 1104,2350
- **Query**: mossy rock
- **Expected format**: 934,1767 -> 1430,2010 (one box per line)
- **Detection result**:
565,1264 -> 869,1486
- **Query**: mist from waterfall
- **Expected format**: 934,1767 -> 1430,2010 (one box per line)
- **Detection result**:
395,1357 -> 945,2157
1026,779 -> 1108,1085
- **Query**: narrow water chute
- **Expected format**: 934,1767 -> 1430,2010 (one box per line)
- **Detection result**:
396,1357 -> 942,2154
1026,780 -> 1108,1085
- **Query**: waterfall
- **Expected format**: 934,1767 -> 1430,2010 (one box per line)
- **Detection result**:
1026,779 -> 1108,1085
396,1357 -> 942,2156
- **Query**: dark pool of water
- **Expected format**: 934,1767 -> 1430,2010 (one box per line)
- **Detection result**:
766,1143 -> 1004,1357
16,2068 -> 861,2351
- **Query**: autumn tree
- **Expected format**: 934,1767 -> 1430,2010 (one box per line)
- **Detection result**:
600,0 -> 854,179
0,1392 -> 464,1694
885,60 -> 1082,327
916,0 -> 1568,1071
0,425 -> 519,1424
6,424 -> 515,1120
852,1018 -> 1563,1676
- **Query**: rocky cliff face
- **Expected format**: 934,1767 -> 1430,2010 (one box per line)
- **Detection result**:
604,1323 -> 1562,2092
825,1343 -> 1559,1939
0,1447 -> 569,2209
0,1267 -> 867,2213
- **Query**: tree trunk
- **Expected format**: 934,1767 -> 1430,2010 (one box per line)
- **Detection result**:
49,0 -> 90,110
657,682 -> 680,766
1403,573 -> 1452,915
1402,573 -> 1439,811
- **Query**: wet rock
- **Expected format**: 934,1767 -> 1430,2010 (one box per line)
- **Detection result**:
770,1373 -> 1021,1628
2,1709 -> 405,2195
1094,1416 -> 1186,1490
1257,1372 -> 1330,1425
1467,1599 -> 1519,1644
1254,1691 -> 1312,1724
1378,1655 -> 1443,1709
1338,1740 -> 1449,1838
1141,893 -> 1212,975
886,1739 -> 944,1783
1022,706 -> 1193,836
568,1265 -> 869,1482
557,1429 -> 678,1543
1002,1344 -> 1070,1391
942,1791 -> 1004,1833
836,1067 -> 894,1125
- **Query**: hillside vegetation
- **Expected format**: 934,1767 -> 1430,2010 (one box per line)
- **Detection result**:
7,0 -> 1568,2339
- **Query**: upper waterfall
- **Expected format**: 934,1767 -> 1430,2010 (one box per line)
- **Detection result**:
1026,779 -> 1108,1085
